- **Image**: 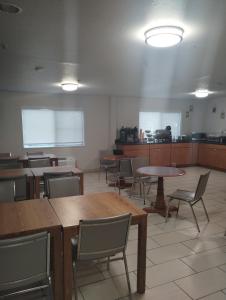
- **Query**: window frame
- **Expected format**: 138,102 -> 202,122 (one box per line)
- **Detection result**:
21,107 -> 85,149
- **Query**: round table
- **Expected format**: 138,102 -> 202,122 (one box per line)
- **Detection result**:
137,166 -> 185,217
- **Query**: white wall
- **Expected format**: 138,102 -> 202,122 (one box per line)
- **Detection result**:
204,97 -> 226,134
0,92 -> 110,170
0,92 -> 207,170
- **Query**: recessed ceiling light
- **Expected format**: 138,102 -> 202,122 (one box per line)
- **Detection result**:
61,82 -> 79,92
0,2 -> 22,14
144,26 -> 184,48
195,89 -> 209,98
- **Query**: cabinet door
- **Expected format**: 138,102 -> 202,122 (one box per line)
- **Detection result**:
214,147 -> 226,169
150,145 -> 171,166
171,144 -> 192,166
198,144 -> 217,167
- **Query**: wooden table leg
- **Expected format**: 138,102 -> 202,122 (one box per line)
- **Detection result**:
137,215 -> 147,293
51,227 -> 63,300
28,176 -> 34,199
35,177 -> 40,199
63,229 -> 74,300
80,173 -> 84,195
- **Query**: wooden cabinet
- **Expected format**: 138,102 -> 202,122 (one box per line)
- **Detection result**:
171,143 -> 193,166
117,142 -> 226,170
198,143 -> 226,170
150,144 -> 171,166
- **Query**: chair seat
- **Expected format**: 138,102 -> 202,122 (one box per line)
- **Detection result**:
168,189 -> 195,202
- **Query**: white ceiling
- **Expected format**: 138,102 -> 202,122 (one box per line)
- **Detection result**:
1,0 -> 226,99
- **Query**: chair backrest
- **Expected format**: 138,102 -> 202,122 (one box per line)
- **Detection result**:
0,232 -> 50,293
0,179 -> 15,202
77,213 -> 131,260
14,175 -> 28,201
27,151 -> 44,156
194,171 -> 210,201
0,159 -> 21,169
131,157 -> 149,177
43,171 -> 74,197
0,153 -> 11,157
28,158 -> 51,168
48,176 -> 80,198
99,150 -> 115,166
119,159 -> 133,177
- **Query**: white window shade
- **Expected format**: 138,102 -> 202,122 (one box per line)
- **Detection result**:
22,109 -> 84,148
139,112 -> 181,138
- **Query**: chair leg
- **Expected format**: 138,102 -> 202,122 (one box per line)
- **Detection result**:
190,203 -> 200,232
105,169 -> 108,183
72,262 -> 78,300
200,198 -> 210,222
123,252 -> 132,300
176,200 -> 180,218
107,256 -> 110,271
142,182 -> 146,205
165,198 -> 171,223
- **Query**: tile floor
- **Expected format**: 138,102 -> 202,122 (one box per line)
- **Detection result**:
74,166 -> 226,300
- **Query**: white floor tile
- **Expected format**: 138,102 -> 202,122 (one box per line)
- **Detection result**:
181,250 -> 226,272
145,259 -> 194,288
183,235 -> 226,253
176,268 -> 226,299
147,243 -> 194,264
199,291 -> 226,300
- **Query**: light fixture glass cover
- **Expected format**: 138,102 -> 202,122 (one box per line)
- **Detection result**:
61,82 -> 78,92
144,26 -> 184,47
195,89 -> 209,98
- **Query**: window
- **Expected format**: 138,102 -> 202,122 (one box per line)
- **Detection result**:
139,112 -> 181,138
21,109 -> 84,148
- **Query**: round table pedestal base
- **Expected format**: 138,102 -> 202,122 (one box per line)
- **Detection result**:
143,206 -> 178,217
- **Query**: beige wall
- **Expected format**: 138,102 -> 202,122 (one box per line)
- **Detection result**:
204,97 -> 226,134
0,92 -> 110,170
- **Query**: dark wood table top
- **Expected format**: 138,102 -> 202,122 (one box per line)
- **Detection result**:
31,166 -> 83,177
49,192 -> 147,228
0,168 -> 33,178
0,199 -> 61,238
137,166 -> 185,177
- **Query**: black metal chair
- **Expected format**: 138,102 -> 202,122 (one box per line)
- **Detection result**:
166,171 -> 210,232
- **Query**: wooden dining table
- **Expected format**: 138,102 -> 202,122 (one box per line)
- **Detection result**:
31,166 -> 84,198
137,166 -> 185,216
0,199 -> 63,300
49,192 -> 147,300
0,168 -> 34,199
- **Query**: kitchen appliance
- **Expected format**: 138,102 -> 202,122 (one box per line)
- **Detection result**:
207,133 -> 221,143
116,126 -> 139,144
154,128 -> 172,143
191,132 -> 207,141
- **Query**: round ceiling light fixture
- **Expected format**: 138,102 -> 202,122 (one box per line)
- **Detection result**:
195,89 -> 209,98
0,2 -> 22,14
61,82 -> 79,92
144,26 -> 184,48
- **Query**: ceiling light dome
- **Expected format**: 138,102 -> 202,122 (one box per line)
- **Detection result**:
195,89 -> 209,98
61,82 -> 78,92
144,26 -> 184,48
